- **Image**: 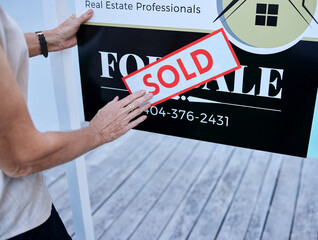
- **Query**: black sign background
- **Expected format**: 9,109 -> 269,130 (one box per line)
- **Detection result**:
77,25 -> 318,157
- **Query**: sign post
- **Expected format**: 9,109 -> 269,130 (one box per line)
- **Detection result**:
42,0 -> 95,239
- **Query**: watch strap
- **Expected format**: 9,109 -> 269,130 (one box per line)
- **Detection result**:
35,31 -> 48,58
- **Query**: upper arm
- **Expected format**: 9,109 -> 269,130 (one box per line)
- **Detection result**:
0,43 -> 40,176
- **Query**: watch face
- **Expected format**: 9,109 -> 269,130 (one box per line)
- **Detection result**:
216,0 -> 318,54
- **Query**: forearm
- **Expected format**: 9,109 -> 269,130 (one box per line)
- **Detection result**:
5,125 -> 101,177
0,42 -> 151,178
24,30 -> 61,58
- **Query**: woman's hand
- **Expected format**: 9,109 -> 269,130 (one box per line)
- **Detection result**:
45,9 -> 94,52
89,90 -> 153,145
25,9 -> 94,57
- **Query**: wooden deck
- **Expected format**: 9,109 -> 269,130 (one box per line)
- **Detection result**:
44,130 -> 318,240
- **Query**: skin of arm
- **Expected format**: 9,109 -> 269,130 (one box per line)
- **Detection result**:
0,10 -> 153,178
25,9 -> 94,57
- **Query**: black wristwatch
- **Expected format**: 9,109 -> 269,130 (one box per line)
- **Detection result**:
35,31 -> 48,58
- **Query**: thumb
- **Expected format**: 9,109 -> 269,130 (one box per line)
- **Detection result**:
77,9 -> 94,25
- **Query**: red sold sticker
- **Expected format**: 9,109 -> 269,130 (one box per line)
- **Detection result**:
122,28 -> 241,106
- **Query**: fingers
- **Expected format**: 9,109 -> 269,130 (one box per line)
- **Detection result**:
111,96 -> 119,103
120,91 -> 152,127
126,102 -> 151,120
89,91 -> 151,144
127,115 -> 148,130
120,90 -> 153,111
132,92 -> 153,109
120,90 -> 146,107
65,10 -> 93,28
77,9 -> 94,25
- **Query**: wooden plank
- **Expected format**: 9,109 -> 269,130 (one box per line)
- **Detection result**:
216,150 -> 271,240
88,132 -> 165,215
47,130 -> 157,236
244,153 -> 283,240
261,156 -> 302,240
46,130 -> 146,204
99,138 -> 199,240
185,147 -> 251,240
87,130 -> 150,194
44,165 -> 65,187
291,157 -> 318,240
84,129 -> 137,166
45,130 -> 317,240
129,141 -> 217,240
158,145 -> 242,240
92,135 -> 181,239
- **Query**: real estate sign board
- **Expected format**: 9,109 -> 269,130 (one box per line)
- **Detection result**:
76,0 -> 318,158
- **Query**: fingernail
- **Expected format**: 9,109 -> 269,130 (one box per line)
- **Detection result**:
86,9 -> 93,17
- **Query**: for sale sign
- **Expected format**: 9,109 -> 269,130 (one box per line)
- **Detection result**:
123,29 -> 240,106
76,0 -> 318,158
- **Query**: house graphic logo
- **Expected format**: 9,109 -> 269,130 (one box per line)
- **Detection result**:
215,0 -> 318,54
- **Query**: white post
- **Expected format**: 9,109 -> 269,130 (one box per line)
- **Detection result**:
41,0 -> 95,239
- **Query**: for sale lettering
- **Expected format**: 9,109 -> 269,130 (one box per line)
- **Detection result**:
122,28 -> 241,106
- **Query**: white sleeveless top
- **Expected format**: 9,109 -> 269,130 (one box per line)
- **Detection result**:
0,7 -> 52,240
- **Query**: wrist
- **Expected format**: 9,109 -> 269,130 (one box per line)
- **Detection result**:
85,124 -> 103,149
35,31 -> 48,58
43,29 -> 61,52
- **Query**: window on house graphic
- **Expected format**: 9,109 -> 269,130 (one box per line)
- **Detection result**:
255,3 -> 279,27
